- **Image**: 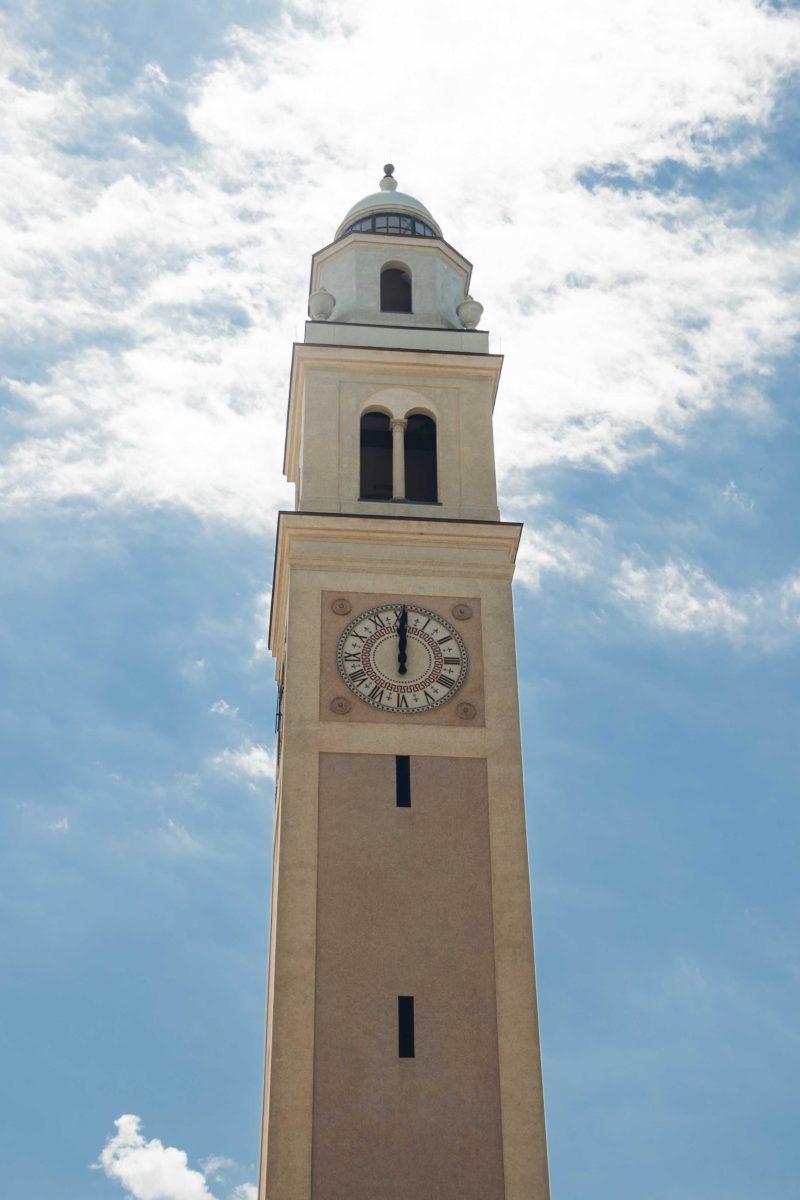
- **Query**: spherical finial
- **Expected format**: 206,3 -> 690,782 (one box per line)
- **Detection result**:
379,162 -> 398,192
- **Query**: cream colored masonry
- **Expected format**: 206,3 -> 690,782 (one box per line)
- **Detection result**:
259,512 -> 550,1200
309,230 -> 471,329
284,343 -> 502,521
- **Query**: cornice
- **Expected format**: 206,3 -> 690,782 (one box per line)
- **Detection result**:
309,231 -> 474,294
268,511 -> 523,663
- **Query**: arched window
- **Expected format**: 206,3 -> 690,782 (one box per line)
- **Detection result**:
380,266 -> 412,313
359,411 -> 393,500
404,414 -> 437,503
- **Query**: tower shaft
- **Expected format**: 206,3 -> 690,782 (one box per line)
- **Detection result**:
259,170 -> 549,1200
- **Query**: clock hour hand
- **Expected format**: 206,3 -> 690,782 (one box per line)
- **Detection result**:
397,605 -> 408,676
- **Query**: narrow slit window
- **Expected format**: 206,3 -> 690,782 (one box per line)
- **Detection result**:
395,755 -> 410,807
398,995 -> 415,1058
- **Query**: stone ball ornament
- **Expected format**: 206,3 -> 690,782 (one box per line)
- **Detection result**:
309,287 -> 336,321
379,163 -> 398,191
451,603 -> 473,621
329,696 -> 352,715
331,598 -> 352,616
456,295 -> 483,330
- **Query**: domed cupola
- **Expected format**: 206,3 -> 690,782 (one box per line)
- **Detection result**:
308,165 -> 484,336
334,165 -> 443,241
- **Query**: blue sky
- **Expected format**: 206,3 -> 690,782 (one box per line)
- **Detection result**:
1,2 -> 799,1198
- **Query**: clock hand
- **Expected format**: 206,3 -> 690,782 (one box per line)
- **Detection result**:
397,605 -> 408,676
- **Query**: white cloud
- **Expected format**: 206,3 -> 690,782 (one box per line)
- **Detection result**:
162,818 -> 201,852
213,741 -> 275,781
514,518 -> 605,592
512,532 -> 800,644
199,1156 -> 236,1181
96,1115 -> 216,1200
209,699 -> 239,717
778,575 -> 800,626
612,557 -> 749,634
0,1 -> 798,526
722,480 -> 756,512
48,816 -> 69,832
230,1186 -> 256,1200
252,588 -> 272,660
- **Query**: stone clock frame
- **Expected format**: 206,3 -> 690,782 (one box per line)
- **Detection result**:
320,590 -> 485,726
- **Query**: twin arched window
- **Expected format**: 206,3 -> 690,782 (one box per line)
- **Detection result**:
359,411 -> 437,503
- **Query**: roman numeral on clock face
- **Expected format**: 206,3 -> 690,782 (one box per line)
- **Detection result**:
349,668 -> 367,683
436,675 -> 454,689
443,656 -> 460,665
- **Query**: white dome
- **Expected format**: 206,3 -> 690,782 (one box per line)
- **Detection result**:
335,166 -> 442,240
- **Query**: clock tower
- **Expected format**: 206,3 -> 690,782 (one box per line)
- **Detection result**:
259,166 -> 550,1200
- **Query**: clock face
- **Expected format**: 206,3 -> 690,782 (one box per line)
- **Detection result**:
336,603 -> 469,713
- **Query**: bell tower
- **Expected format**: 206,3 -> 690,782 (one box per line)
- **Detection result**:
260,166 -> 550,1200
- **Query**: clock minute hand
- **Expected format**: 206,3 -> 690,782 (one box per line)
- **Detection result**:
397,605 -> 408,676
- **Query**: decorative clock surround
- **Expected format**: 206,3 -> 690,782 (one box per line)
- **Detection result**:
336,603 -> 469,713
321,591 -> 484,727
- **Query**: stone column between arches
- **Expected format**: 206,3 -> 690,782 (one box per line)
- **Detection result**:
390,417 -> 407,501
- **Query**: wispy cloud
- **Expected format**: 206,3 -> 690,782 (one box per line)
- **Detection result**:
514,518 -> 606,592
162,817 -> 202,852
209,699 -> 239,717
48,816 -> 69,832
612,557 -> 750,634
722,480 -> 756,513
611,555 -> 800,643
252,589 -> 271,660
512,517 -> 800,646
199,1156 -> 236,1181
778,574 -> 800,628
212,742 -> 275,781
1,1 -> 798,526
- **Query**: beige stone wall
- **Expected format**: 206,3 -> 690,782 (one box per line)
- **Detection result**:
312,752 -> 504,1200
310,233 -> 470,330
284,345 -> 502,522
259,513 -> 550,1200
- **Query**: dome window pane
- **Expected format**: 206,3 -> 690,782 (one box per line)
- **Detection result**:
341,213 -> 438,239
